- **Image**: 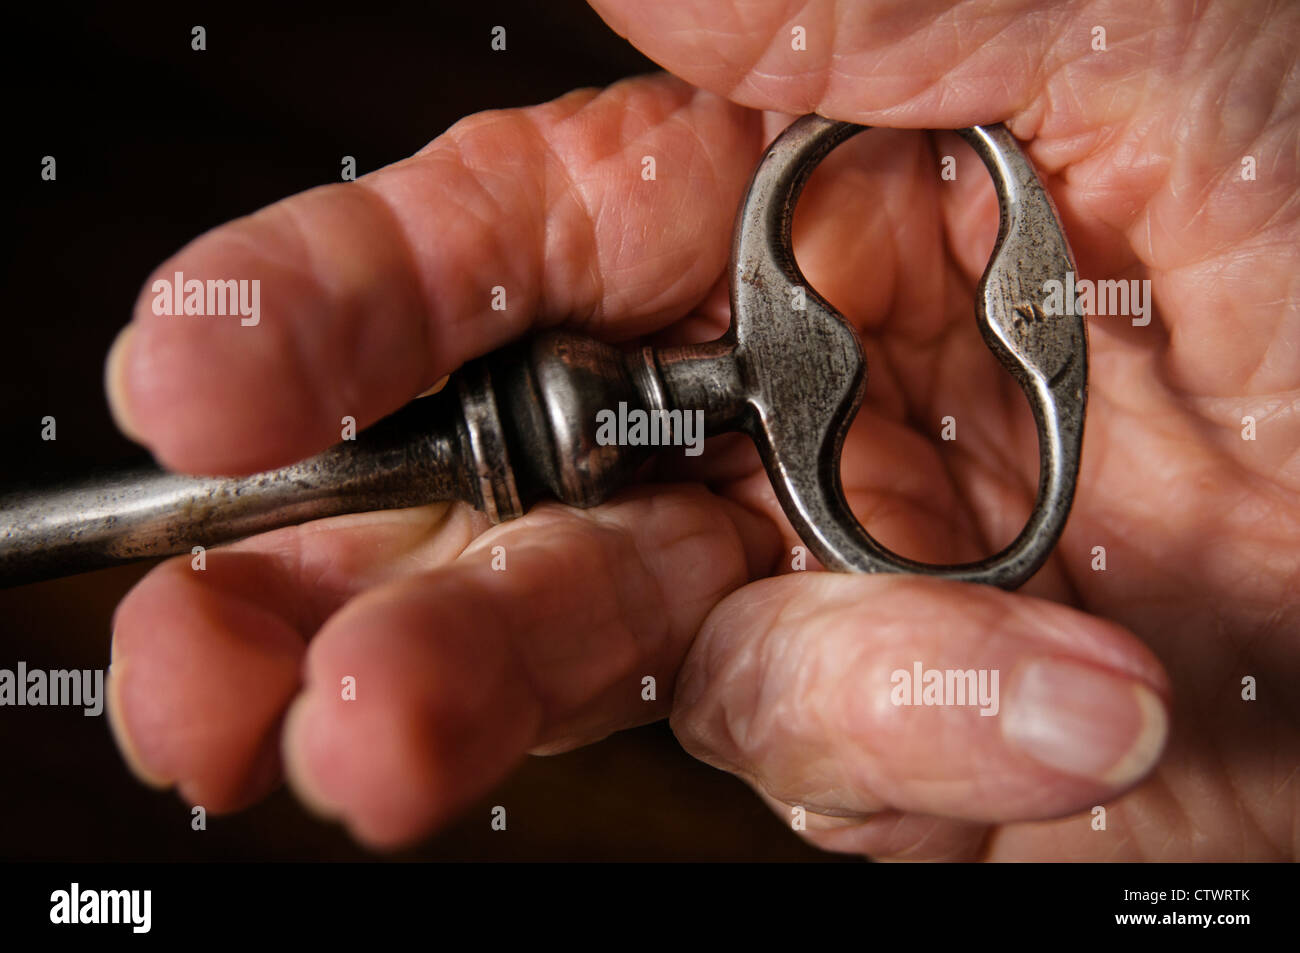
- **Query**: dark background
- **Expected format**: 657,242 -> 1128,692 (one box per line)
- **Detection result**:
0,1 -> 847,861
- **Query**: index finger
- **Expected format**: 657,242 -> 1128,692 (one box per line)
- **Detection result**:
108,75 -> 760,474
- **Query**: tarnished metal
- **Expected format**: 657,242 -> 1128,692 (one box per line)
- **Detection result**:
0,392 -> 474,586
0,116 -> 1086,589
713,117 -> 1088,585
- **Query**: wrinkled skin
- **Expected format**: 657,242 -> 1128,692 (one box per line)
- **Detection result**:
103,0 -> 1299,859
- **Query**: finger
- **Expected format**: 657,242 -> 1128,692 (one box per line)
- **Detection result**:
669,573 -> 1170,858
108,74 -> 761,474
106,503 -> 483,811
106,550 -> 306,812
751,788 -> 994,862
591,0 -> 1076,127
108,484 -> 777,832
280,485 -> 780,848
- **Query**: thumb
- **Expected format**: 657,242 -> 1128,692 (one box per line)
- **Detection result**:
591,0 -> 1116,127
670,573 -> 1170,856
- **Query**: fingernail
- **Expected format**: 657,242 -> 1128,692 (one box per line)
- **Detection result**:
415,375 -> 450,398
105,657 -> 171,789
105,324 -> 143,442
1003,658 -> 1168,788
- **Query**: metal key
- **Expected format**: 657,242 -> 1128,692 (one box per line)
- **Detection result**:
0,116 -> 1087,589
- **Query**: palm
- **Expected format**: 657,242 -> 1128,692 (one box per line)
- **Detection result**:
105,2 -> 1298,858
749,119 -> 1296,860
